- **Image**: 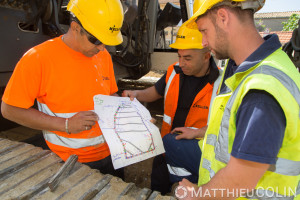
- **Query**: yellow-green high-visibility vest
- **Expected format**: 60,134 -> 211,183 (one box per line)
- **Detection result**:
199,48 -> 300,199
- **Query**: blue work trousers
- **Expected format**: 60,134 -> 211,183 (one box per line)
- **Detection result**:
163,133 -> 201,184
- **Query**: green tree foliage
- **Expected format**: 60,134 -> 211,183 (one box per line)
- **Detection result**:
282,14 -> 300,31
255,19 -> 266,32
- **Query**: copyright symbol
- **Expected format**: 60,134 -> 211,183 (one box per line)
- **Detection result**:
175,186 -> 188,199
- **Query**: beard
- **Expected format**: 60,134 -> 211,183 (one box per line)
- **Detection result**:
212,23 -> 230,60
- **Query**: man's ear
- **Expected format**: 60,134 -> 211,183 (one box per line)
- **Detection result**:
70,21 -> 80,32
205,51 -> 211,62
216,8 -> 230,29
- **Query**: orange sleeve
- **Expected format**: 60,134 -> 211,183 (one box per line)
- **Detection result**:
109,64 -> 118,95
105,50 -> 118,95
2,49 -> 43,109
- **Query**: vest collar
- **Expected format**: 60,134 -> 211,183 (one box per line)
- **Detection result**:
224,34 -> 281,91
236,34 -> 281,73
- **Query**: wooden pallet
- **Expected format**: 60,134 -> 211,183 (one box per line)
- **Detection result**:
0,138 -> 175,200
0,126 -> 41,142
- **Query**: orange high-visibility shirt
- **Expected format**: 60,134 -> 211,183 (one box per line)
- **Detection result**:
3,36 -> 118,162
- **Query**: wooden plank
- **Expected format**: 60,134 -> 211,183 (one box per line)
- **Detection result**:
0,126 -> 41,142
0,153 -> 61,194
148,191 -> 159,200
0,138 -> 174,199
132,187 -> 152,200
59,170 -> 105,200
7,126 -> 41,135
91,183 -> 111,200
0,143 -> 35,165
0,142 -> 24,156
118,184 -> 151,200
94,177 -> 134,200
48,154 -> 78,192
34,164 -> 96,200
0,139 -> 16,149
0,130 -> 31,142
147,191 -> 176,200
0,161 -> 62,200
0,149 -> 51,179
78,174 -> 112,200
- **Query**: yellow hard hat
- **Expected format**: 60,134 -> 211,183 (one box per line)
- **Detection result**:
193,0 -> 202,14
67,0 -> 124,46
169,21 -> 204,49
187,0 -> 265,29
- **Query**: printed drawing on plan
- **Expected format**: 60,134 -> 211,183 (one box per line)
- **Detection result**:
114,102 -> 155,159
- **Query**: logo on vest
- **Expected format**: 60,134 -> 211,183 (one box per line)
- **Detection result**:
219,105 -> 225,111
193,104 -> 208,109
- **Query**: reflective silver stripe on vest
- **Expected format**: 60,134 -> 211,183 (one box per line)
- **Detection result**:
245,189 -> 295,200
202,158 -> 215,178
206,134 -> 217,146
296,181 -> 300,195
268,157 -> 300,176
207,68 -> 223,125
38,102 -> 105,148
164,69 -> 177,106
215,65 -> 300,174
167,164 -> 192,176
163,114 -> 172,125
43,130 -> 105,149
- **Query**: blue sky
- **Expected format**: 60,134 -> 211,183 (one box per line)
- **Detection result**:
258,0 -> 300,13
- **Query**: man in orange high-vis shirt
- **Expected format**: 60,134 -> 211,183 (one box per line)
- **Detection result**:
1,0 -> 124,178
122,21 -> 222,194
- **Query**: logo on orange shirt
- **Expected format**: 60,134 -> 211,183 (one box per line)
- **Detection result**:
102,76 -> 110,81
193,104 -> 208,109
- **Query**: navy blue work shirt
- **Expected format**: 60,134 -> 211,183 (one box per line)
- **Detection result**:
220,34 -> 286,164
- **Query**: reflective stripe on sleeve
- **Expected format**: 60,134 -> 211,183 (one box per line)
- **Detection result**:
43,130 -> 105,149
38,102 -> 105,149
167,164 -> 192,176
163,114 -> 172,125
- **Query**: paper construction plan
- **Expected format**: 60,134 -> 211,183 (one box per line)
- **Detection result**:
94,94 -> 165,169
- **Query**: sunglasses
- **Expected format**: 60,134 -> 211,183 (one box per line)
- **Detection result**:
81,27 -> 103,46
73,19 -> 103,45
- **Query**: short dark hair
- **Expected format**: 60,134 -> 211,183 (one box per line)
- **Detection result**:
69,14 -> 85,35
